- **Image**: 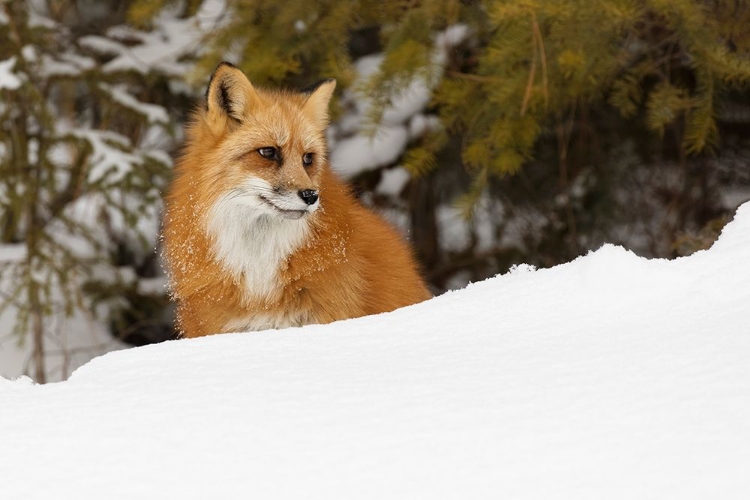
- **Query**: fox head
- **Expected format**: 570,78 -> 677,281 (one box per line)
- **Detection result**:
193,62 -> 336,221
174,63 -> 338,294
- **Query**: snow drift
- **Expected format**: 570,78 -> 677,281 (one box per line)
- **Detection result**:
2,202 -> 750,499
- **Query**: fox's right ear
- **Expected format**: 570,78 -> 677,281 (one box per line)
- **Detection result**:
204,62 -> 258,132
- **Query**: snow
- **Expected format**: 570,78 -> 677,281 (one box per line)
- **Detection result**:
99,84 -> 169,124
27,6 -> 56,29
432,25 -> 470,66
380,79 -> 432,126
80,0 -> 227,77
473,195 -> 504,251
0,244 -> 26,263
330,125 -> 409,177
40,52 -> 95,77
437,204 -> 472,251
408,112 -> 441,139
1,201 -> 749,498
376,166 -> 411,196
330,25 -> 468,179
0,57 -> 21,90
63,128 -> 140,183
144,149 -> 173,167
137,276 -> 168,296
78,35 -> 126,55
0,310 -> 126,383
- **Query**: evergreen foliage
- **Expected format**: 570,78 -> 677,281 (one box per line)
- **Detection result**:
136,0 -> 749,270
423,0 -> 750,201
135,1 -> 749,199
0,1 -> 172,381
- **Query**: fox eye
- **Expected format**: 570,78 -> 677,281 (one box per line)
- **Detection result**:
302,153 -> 313,166
258,147 -> 278,160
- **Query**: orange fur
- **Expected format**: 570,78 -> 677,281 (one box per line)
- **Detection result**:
163,63 -> 430,338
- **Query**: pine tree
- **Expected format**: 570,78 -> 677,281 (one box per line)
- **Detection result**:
133,0 -> 750,285
411,0 -> 750,202
131,0 -> 750,287
0,1 -> 172,382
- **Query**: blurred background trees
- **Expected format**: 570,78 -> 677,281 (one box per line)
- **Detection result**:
1,0 -> 749,381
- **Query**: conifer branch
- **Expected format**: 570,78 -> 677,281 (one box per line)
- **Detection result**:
532,13 -> 549,110
520,19 -> 538,117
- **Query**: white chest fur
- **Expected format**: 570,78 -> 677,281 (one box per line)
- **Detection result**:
206,191 -> 310,301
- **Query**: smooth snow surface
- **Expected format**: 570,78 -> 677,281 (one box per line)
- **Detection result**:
2,203 -> 750,499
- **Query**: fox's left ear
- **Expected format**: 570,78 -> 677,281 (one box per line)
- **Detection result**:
302,79 -> 337,128
205,62 -> 259,132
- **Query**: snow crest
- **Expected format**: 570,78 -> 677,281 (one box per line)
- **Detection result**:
1,202 -> 749,499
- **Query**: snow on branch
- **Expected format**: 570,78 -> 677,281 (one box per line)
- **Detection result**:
99,84 -> 169,125
0,57 -> 21,90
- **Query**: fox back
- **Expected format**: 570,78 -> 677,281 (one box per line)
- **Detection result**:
163,63 -> 431,337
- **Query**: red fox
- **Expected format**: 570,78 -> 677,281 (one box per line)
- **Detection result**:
162,63 -> 431,338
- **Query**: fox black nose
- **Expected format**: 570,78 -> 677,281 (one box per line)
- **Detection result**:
298,189 -> 319,206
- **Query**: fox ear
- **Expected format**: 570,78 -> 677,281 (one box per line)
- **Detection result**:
302,79 -> 336,128
205,62 -> 258,130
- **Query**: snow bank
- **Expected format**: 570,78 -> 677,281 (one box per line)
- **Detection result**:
2,203 -> 750,499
